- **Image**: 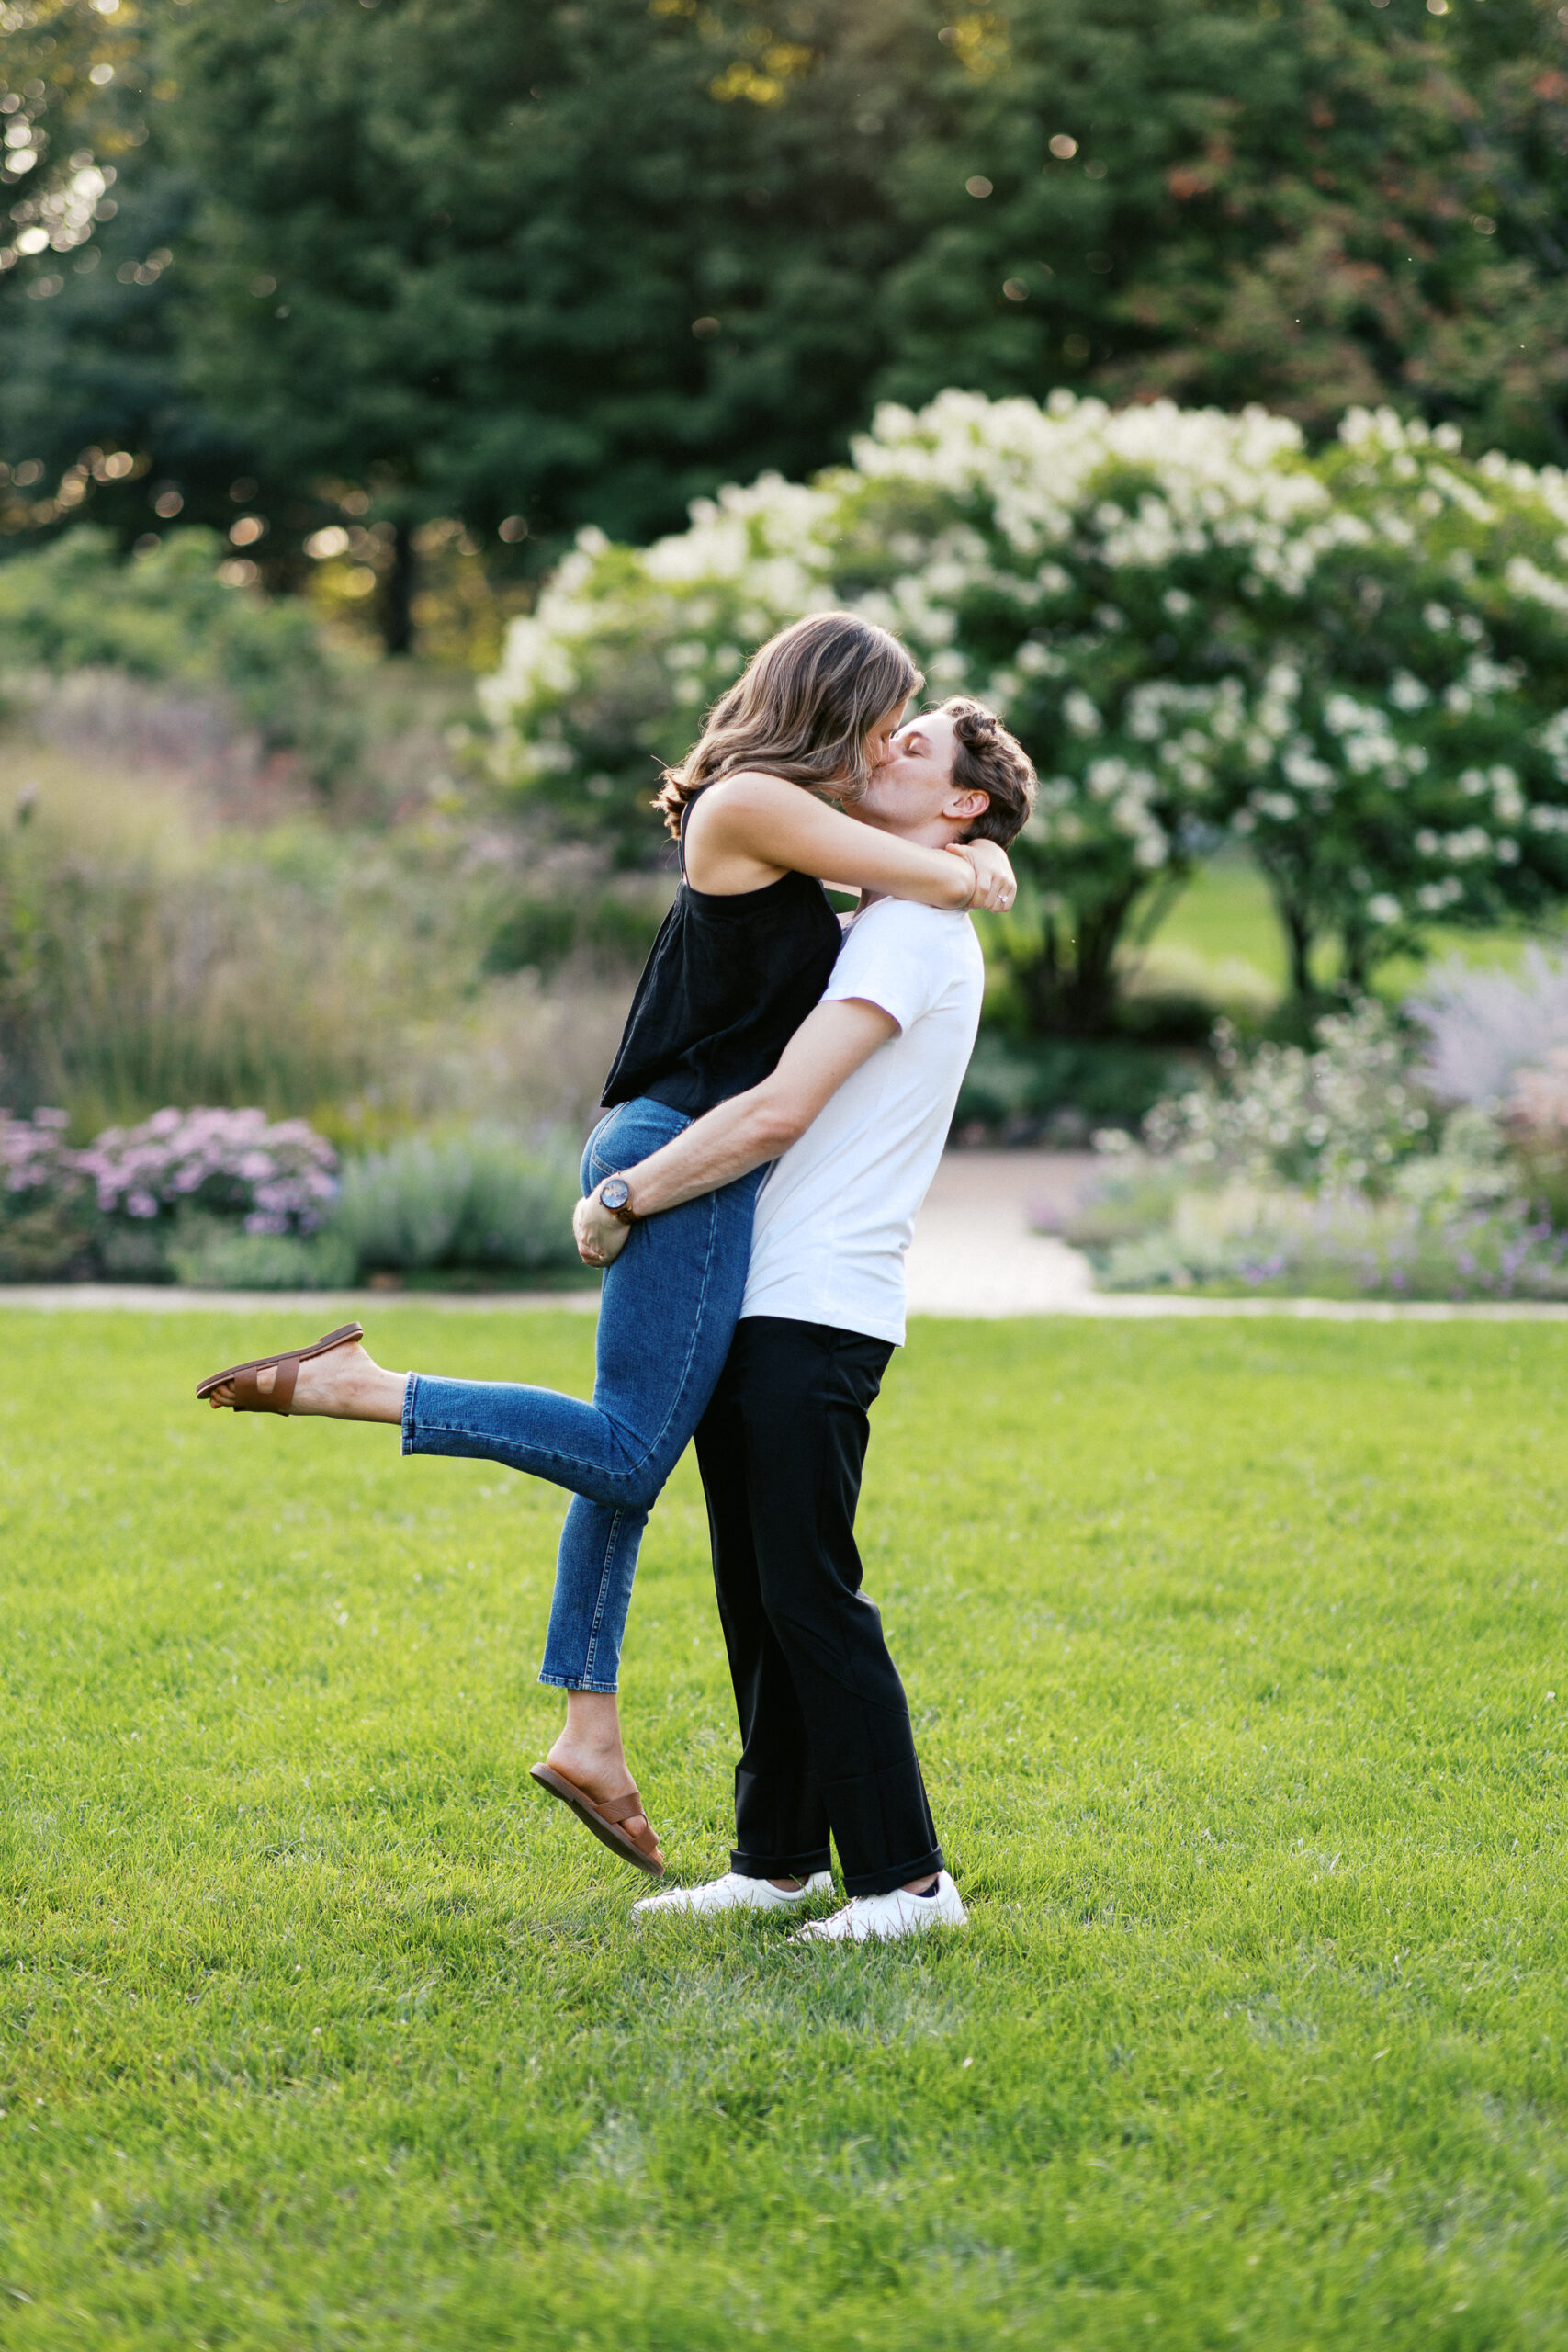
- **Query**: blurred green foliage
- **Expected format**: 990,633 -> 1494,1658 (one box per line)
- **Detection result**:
0,527 -> 328,739
954,1029 -> 1189,1139
4,0 -> 1568,648
332,1129 -> 581,1281
481,887 -> 667,982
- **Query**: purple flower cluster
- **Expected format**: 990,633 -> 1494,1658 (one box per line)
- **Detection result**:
1298,1205 -> 1568,1302
74,1106 -> 339,1235
1,1108 -> 78,1202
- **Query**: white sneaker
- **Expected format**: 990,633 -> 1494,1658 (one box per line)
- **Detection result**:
792,1871 -> 968,1944
632,1870 -> 832,1919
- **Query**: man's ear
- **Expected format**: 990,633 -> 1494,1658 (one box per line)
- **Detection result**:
946,786 -> 990,826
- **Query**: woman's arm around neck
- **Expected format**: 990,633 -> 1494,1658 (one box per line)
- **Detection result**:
683,771 -> 997,910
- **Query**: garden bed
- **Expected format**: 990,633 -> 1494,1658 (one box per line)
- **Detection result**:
1045,972 -> 1568,1305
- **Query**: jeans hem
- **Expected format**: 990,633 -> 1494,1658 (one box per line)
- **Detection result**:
536,1671 -> 620,1693
843,1846 -> 944,1900
400,1373 -> 418,1455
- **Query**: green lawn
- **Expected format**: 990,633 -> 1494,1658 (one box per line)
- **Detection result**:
3,1308 -> 1566,2348
1148,854 -> 1293,994
1146,851 -> 1552,1011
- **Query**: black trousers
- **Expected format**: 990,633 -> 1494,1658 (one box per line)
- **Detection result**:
694,1316 -> 942,1898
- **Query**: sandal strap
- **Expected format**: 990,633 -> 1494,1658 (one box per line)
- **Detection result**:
600,1793 -> 660,1861
197,1324 -> 362,1407
232,1355 -> 300,1414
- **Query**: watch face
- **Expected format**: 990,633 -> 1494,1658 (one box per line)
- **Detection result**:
601,1178 -> 631,1213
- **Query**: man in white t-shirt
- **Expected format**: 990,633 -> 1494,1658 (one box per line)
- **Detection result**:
573,698 -> 1037,1941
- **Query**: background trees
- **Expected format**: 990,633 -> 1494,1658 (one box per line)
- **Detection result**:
882,0 -> 1568,459
0,0 -> 251,544
5,0 -> 1568,641
4,0 -> 1568,1050
482,389 -> 1568,1029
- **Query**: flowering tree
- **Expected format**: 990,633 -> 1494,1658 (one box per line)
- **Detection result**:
480,481 -> 833,865
1228,411 -> 1568,997
483,389 -> 1568,1029
1139,1002 -> 1433,1195
829,392 -> 1324,1030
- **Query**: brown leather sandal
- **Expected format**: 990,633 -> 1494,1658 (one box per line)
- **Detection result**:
196,1322 -> 366,1415
529,1760 -> 665,1877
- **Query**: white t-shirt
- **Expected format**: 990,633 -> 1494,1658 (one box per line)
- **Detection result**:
739,897 -> 985,1346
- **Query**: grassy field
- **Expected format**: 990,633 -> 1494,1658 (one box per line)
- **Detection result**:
1145,851 -> 1551,1014
3,1307 -> 1566,2349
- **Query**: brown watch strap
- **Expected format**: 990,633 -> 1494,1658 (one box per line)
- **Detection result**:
602,1180 -> 638,1226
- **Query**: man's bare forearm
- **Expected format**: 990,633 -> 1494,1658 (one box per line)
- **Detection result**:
613,1091 -> 798,1218
573,999 -> 899,1267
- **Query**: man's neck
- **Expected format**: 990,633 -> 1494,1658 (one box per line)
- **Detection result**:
856,819 -> 965,913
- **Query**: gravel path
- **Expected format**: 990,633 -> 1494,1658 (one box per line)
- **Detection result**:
6,1151 -> 1568,1321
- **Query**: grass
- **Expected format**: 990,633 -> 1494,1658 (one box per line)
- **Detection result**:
1146,851 -> 1559,1015
1146,854 -> 1292,997
3,1307 -> 1567,2348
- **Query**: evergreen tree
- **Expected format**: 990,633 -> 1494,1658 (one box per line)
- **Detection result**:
161,0 -> 934,647
0,0 -> 258,548
6,0 -> 1566,650
876,0 -> 1568,461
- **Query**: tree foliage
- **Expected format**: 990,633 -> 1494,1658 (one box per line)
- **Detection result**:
482,388 -> 1568,1030
4,0 -> 1567,654
0,1 -> 254,544
881,0 -> 1568,461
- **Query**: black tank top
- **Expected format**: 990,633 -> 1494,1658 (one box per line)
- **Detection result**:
601,789 -> 843,1116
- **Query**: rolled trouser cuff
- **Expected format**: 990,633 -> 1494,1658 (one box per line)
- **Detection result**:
842,1844 -> 944,1899
730,1846 -> 833,1883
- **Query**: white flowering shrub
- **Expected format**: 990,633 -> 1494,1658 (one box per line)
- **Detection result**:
827,395 -> 1318,1028
1229,413 -> 1568,993
1077,1000 -> 1568,1298
1139,1002 -> 1431,1194
1083,1164 -> 1568,1303
1077,1057 -> 1568,1299
483,390 -> 1568,1022
479,483 -> 835,862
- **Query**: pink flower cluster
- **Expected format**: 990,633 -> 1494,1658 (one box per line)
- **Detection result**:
1,1108 -> 77,1200
60,1106 -> 338,1235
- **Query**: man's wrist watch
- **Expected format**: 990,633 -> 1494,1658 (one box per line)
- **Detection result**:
599,1176 -> 638,1226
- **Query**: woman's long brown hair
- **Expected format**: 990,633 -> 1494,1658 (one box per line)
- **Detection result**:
655,611 -> 921,837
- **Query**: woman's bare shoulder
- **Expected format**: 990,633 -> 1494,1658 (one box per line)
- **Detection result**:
695,769 -> 804,808
685,770 -> 813,838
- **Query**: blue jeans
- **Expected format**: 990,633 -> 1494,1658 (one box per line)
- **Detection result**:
401,1097 -> 765,1691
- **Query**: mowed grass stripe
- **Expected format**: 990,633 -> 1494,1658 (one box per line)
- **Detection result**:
0,1310 -> 1564,2348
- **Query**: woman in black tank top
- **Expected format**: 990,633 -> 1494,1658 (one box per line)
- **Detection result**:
205,614 -> 1004,1875
600,788 -> 843,1116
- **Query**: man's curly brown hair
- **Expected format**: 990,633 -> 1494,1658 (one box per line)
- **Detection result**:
935,697 -> 1037,848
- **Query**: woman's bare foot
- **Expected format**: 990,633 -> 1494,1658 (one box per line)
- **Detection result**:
206,1340 -> 408,1422
546,1689 -> 654,1849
